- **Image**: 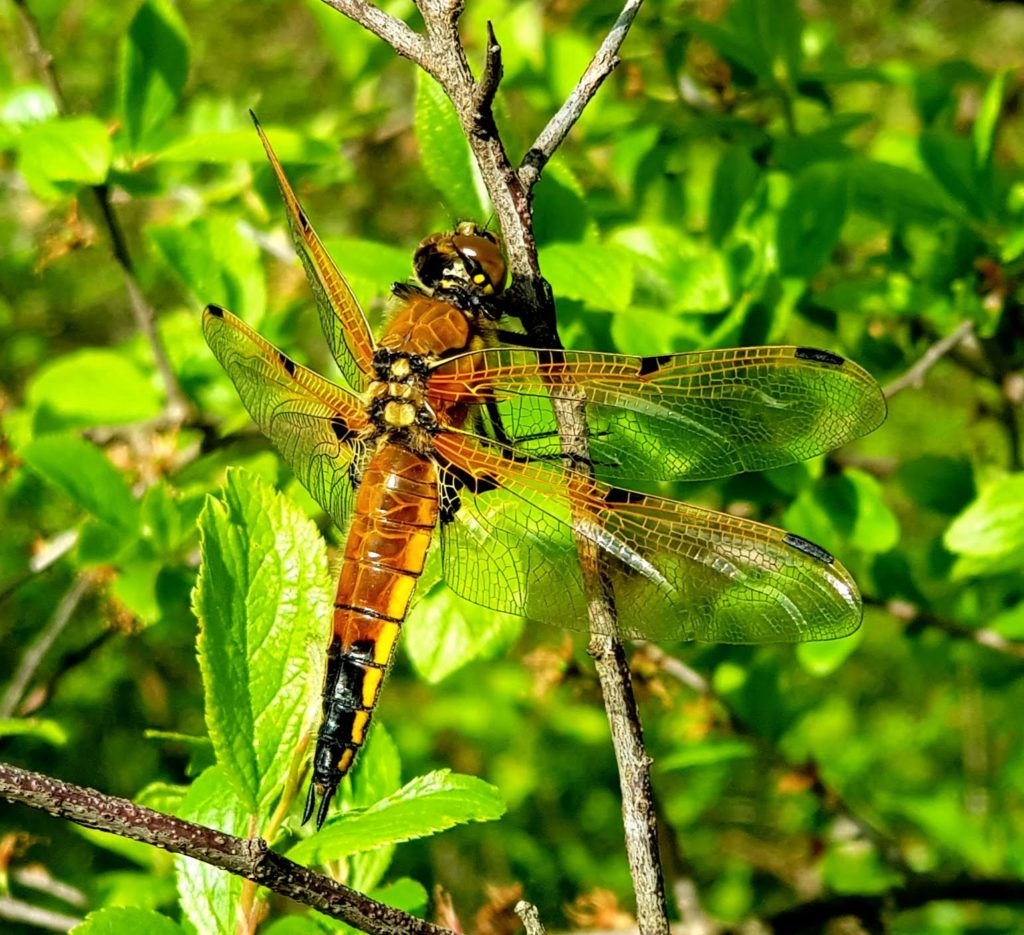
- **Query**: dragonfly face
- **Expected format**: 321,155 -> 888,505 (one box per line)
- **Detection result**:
203,114 -> 887,830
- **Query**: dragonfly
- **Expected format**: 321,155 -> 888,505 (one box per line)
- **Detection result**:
203,115 -> 887,829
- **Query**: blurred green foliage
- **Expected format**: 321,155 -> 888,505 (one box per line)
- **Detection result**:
1,0 -> 1023,933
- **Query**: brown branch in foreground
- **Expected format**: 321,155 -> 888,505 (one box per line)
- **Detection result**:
12,0 -> 191,425
519,0 -> 644,191
0,764 -> 452,935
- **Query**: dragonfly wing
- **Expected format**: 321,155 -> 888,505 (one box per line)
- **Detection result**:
252,113 -> 376,392
430,346 -> 886,481
433,432 -> 861,643
203,305 -> 370,531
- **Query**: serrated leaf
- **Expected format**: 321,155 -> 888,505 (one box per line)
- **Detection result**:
17,116 -> 112,198
26,348 -> 163,430
20,435 -> 138,532
539,241 -> 635,313
71,907 -> 186,935
414,73 -> 488,220
150,215 -> 266,320
289,770 -> 505,864
174,766 -> 246,935
119,0 -> 190,152
404,582 -> 523,684
193,469 -> 330,812
0,717 -> 67,746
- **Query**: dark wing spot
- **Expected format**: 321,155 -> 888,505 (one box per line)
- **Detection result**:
605,486 -> 646,506
278,352 -> 297,377
795,347 -> 845,367
783,532 -> 835,564
206,305 -> 225,318
296,207 -> 312,234
330,417 -> 354,443
637,354 -> 674,377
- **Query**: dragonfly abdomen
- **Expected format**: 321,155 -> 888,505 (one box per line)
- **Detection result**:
305,446 -> 438,827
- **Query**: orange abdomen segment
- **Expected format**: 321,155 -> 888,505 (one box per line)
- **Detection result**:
310,446 -> 438,813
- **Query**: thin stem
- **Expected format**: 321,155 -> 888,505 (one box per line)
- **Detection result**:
883,320 -> 975,398
519,0 -> 644,192
514,900 -> 548,935
12,0 -> 190,424
0,763 -> 453,935
318,2 -> 665,929
0,574 -> 93,719
0,895 -> 81,933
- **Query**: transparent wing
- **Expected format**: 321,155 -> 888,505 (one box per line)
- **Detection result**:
252,113 -> 376,392
429,345 -> 886,481
433,432 -> 861,644
203,304 -> 370,530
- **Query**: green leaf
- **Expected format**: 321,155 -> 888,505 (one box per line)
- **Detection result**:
350,722 -> 402,808
414,73 -> 488,220
0,717 -> 67,746
193,468 -> 330,812
119,0 -> 190,152
17,116 -> 112,198
709,146 -> 761,243
776,162 -> 849,279
539,242 -> 635,313
0,84 -> 58,133
150,215 -> 266,320
26,348 -> 163,431
156,128 -> 336,165
71,907 -> 186,935
371,878 -> 429,915
174,767 -> 246,935
919,130 -> 992,220
404,582 -> 523,685
288,770 -> 505,864
20,435 -> 138,532
796,627 -> 863,676
973,68 -> 1010,168
658,739 -> 753,772
895,455 -> 975,516
944,473 -> 1024,573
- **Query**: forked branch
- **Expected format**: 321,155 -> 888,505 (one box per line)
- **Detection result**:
316,2 -> 666,932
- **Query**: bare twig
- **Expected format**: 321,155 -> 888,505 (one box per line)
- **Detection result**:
519,0 -> 645,191
0,895 -> 81,932
12,866 -> 88,908
0,763 -> 453,935
883,320 -> 975,398
514,900 -> 548,935
0,573 -> 93,719
887,600 -> 1024,660
12,0 -> 191,425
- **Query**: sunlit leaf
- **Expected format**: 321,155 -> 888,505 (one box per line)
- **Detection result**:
194,469 -> 330,812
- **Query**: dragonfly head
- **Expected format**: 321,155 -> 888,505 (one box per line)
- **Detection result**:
414,222 -> 507,296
